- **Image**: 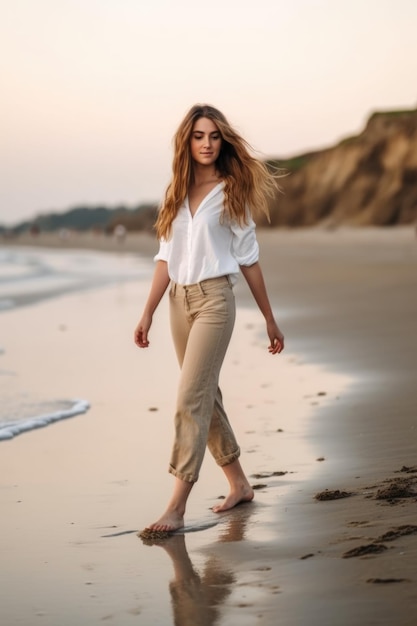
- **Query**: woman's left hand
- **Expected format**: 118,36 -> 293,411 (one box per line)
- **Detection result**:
267,320 -> 284,354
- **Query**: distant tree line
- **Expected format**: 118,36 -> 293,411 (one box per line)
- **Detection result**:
2,203 -> 159,235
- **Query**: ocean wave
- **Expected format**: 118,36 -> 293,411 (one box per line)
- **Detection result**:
0,398 -> 90,441
0,247 -> 153,312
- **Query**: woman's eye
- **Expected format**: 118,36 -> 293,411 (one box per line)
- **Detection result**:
192,134 -> 220,140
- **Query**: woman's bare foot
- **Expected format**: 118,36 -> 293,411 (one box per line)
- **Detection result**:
146,510 -> 185,533
212,485 -> 254,513
143,477 -> 193,533
213,459 -> 254,513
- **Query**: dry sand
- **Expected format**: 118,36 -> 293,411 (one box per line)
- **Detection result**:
1,227 -> 417,625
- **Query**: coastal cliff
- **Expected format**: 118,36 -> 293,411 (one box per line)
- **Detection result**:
3,109 -> 416,235
265,108 -> 417,227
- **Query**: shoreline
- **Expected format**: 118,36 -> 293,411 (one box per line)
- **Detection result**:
1,227 -> 417,625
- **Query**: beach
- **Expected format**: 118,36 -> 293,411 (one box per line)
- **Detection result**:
1,227 -> 417,625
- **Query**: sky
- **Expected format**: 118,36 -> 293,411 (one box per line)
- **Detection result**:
1,0 -> 417,226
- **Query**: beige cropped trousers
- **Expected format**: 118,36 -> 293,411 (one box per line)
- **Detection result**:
168,275 -> 241,483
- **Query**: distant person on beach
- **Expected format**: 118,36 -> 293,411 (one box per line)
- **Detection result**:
113,223 -> 127,244
134,104 -> 284,533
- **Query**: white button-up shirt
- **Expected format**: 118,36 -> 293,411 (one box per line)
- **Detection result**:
154,183 -> 259,285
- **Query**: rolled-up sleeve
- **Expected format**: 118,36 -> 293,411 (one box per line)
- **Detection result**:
230,217 -> 259,266
153,239 -> 169,263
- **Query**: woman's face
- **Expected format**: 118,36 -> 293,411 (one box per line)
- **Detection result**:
190,117 -> 222,167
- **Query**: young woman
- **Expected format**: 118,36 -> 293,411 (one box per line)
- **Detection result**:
134,104 -> 284,533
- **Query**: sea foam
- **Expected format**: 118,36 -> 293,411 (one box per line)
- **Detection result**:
0,399 -> 90,441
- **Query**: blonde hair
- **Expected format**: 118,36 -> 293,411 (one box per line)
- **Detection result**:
155,104 -> 280,239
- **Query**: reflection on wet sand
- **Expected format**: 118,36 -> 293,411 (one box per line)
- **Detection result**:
156,534 -> 234,626
216,502 -> 253,543
140,504 -> 254,625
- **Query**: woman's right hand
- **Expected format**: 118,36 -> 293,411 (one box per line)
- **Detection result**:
133,261 -> 170,349
134,313 -> 152,348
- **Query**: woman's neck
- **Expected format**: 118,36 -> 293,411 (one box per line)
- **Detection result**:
192,165 -> 221,186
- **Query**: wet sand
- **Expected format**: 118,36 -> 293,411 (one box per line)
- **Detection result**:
1,227 -> 417,625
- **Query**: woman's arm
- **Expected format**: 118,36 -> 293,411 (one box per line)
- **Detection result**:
239,262 -> 285,354
134,260 -> 170,348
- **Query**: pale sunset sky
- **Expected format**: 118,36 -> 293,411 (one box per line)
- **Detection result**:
1,0 -> 416,225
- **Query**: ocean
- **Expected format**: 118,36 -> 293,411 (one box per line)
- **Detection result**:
0,245 -> 152,440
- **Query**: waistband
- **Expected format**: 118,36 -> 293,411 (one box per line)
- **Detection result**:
170,275 -> 232,296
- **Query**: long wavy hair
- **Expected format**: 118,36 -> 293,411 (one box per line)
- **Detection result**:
155,104 -> 281,239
